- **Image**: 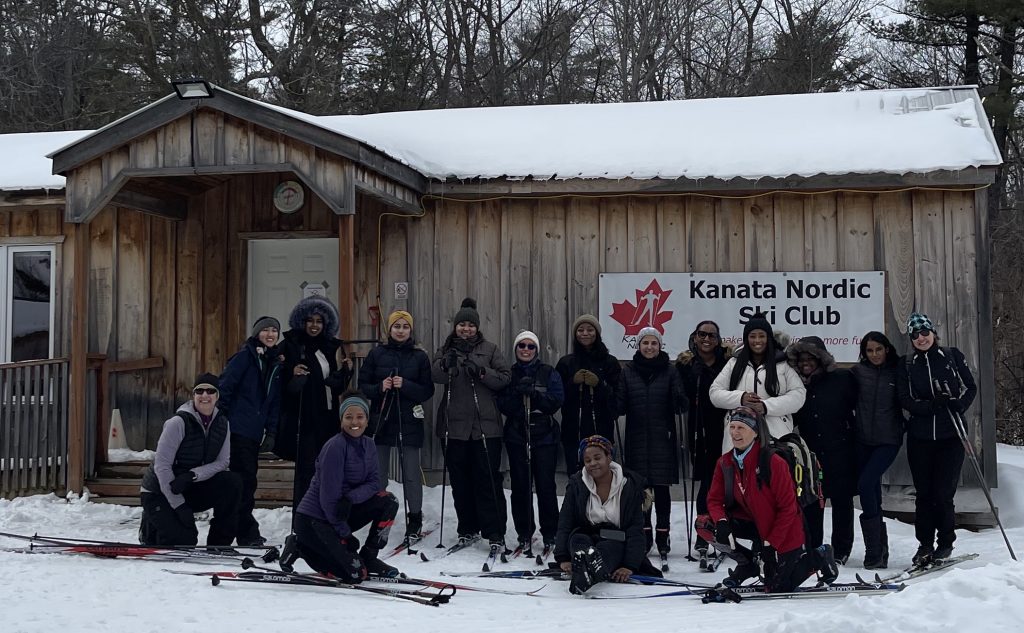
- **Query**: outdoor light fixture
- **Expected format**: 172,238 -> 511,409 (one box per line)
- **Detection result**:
172,78 -> 213,100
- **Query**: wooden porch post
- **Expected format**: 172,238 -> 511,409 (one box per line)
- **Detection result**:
338,214 -> 355,341
67,222 -> 90,493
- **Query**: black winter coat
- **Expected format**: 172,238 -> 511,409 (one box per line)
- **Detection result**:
217,337 -> 283,443
553,466 -> 649,572
898,346 -> 977,441
616,353 -> 687,485
677,350 -> 730,480
555,342 -> 621,446
497,359 -> 564,447
275,329 -> 352,462
851,360 -> 905,446
358,338 -> 434,448
794,369 -> 858,454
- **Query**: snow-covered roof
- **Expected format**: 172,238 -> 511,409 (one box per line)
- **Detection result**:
0,130 -> 92,191
0,87 -> 1002,192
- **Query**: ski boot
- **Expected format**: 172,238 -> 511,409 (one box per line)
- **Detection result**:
701,582 -> 743,604
569,547 -> 605,595
932,545 -> 954,562
363,551 -> 400,578
655,529 -> 671,556
814,544 -> 839,584
405,512 -> 423,543
279,534 -> 300,573
912,544 -> 934,567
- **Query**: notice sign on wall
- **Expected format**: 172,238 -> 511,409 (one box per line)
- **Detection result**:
599,272 -> 885,363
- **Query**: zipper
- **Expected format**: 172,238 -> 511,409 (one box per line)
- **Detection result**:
923,353 -> 937,440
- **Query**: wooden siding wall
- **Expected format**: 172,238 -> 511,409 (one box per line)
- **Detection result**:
379,190 -> 988,481
88,174 -> 339,449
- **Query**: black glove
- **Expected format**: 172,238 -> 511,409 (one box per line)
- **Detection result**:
259,433 -> 275,454
464,359 -> 482,378
444,350 -> 460,377
170,471 -> 194,495
714,519 -> 731,547
932,390 -> 951,412
335,497 -> 353,523
514,376 -> 535,395
947,399 -> 965,414
175,504 -> 196,528
761,545 -> 778,570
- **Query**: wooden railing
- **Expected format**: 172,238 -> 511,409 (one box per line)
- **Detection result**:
0,358 -> 69,498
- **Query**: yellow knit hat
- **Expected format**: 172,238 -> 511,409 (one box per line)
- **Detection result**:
387,310 -> 414,331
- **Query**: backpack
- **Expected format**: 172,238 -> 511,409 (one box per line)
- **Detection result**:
721,433 -> 824,511
765,433 -> 824,510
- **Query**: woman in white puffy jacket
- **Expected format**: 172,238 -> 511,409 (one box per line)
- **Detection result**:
709,314 -> 806,453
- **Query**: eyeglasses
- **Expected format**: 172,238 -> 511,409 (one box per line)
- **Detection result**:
193,388 -> 217,395
696,331 -> 717,340
516,342 -> 537,350
910,330 -> 932,341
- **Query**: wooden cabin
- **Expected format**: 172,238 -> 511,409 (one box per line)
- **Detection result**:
0,85 -> 1002,524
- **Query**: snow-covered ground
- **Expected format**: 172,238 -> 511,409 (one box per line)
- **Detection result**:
3,446 -> 1024,633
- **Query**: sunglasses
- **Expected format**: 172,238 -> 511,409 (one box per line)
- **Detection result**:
696,331 -> 717,339
193,388 -> 218,395
516,342 -> 537,350
910,330 -> 932,341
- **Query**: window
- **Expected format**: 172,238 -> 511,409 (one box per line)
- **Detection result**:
0,245 -> 56,363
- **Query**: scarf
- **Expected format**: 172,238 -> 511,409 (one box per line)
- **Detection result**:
632,350 -> 669,383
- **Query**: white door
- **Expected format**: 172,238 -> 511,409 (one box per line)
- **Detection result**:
247,238 -> 339,333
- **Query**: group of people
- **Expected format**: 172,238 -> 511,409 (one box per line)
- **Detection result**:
138,291 -> 976,595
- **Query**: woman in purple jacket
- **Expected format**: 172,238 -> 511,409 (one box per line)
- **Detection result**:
284,392 -> 400,580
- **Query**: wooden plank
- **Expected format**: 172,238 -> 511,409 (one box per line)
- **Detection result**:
566,198 -> 602,324
88,208 -> 115,357
1,366 -> 11,494
874,191 -> 915,355
40,363 -> 50,489
338,214 -> 356,341
656,198 -> 687,272
503,199 -> 534,344
225,178 -> 252,352
378,212 -> 410,316
30,364 -> 41,489
974,188 -> 996,483
253,127 -> 284,164
627,197 -> 658,272
162,117 -> 193,168
13,366 -> 24,491
194,110 -> 221,167
809,193 -> 838,271
774,194 -> 806,271
223,118 -> 253,166
129,131 -> 160,169
837,192 -> 875,270
147,218 -> 177,448
686,197 -> 716,272
600,198 -> 629,273
175,197 -> 203,401
744,198 -> 774,271
350,204 -> 376,345
0,212 -> 10,236
36,209 -> 63,236
533,199 -> 568,363
466,200 -> 501,335
715,199 -> 744,271
67,223 -> 89,493
912,190 -> 948,333
252,173 -> 279,231
10,209 -> 38,236
114,210 -> 150,448
201,187 -> 228,373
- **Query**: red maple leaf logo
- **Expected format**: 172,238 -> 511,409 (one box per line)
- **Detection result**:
610,279 -> 674,336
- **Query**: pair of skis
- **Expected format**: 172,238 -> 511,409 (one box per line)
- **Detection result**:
0,531 -> 279,565
380,522 -> 441,560
856,552 -> 978,585
589,581 -> 905,601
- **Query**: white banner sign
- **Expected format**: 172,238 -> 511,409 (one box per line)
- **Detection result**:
599,272 -> 885,363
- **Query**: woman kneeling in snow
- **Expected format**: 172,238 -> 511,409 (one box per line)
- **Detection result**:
554,436 -> 656,595
283,392 -> 400,581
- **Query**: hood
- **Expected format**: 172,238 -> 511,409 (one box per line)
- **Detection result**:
287,295 -> 340,339
785,336 -> 837,372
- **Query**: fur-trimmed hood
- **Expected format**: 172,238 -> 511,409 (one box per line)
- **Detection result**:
785,336 -> 837,372
287,295 -> 340,339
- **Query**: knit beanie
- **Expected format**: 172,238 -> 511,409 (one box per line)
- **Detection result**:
906,312 -> 934,336
514,330 -> 540,350
453,297 -> 480,328
577,435 -> 615,462
743,312 -> 774,341
338,394 -> 370,418
636,326 -> 662,345
572,314 -> 602,335
193,372 -> 220,393
728,406 -> 762,433
387,310 -> 414,331
251,316 -> 281,338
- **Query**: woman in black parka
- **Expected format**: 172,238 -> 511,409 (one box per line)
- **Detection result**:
358,310 -> 433,541
616,326 -> 687,556
276,295 -> 353,512
675,320 -> 730,564
851,331 -> 905,569
898,312 -> 976,566
555,314 -> 621,475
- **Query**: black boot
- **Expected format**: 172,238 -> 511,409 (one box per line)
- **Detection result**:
279,534 -> 300,573
912,544 -> 934,567
814,545 -> 839,584
861,515 -> 884,570
655,529 -> 671,555
880,520 -> 889,568
569,547 -> 605,595
362,547 -> 399,578
643,526 -> 653,553
405,512 -> 423,539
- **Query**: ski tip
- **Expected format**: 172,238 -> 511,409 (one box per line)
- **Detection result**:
482,563 -> 491,572
535,555 -> 543,566
874,573 -> 883,584
420,552 -> 430,562
211,575 -> 221,587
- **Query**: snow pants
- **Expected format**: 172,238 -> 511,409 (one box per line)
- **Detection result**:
506,441 -> 559,543
295,491 -> 399,582
140,470 -> 242,546
908,436 -> 965,550
445,437 -> 507,542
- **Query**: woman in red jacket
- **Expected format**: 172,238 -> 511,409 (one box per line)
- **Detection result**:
705,406 -> 837,593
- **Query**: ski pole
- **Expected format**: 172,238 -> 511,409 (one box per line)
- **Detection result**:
437,380 -> 453,549
470,374 -> 505,549
524,390 -> 535,553
942,383 -> 1017,561
678,412 -> 695,561
393,372 -> 412,540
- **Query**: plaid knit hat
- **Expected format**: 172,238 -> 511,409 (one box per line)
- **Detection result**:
906,312 -> 934,336
578,435 -> 615,462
